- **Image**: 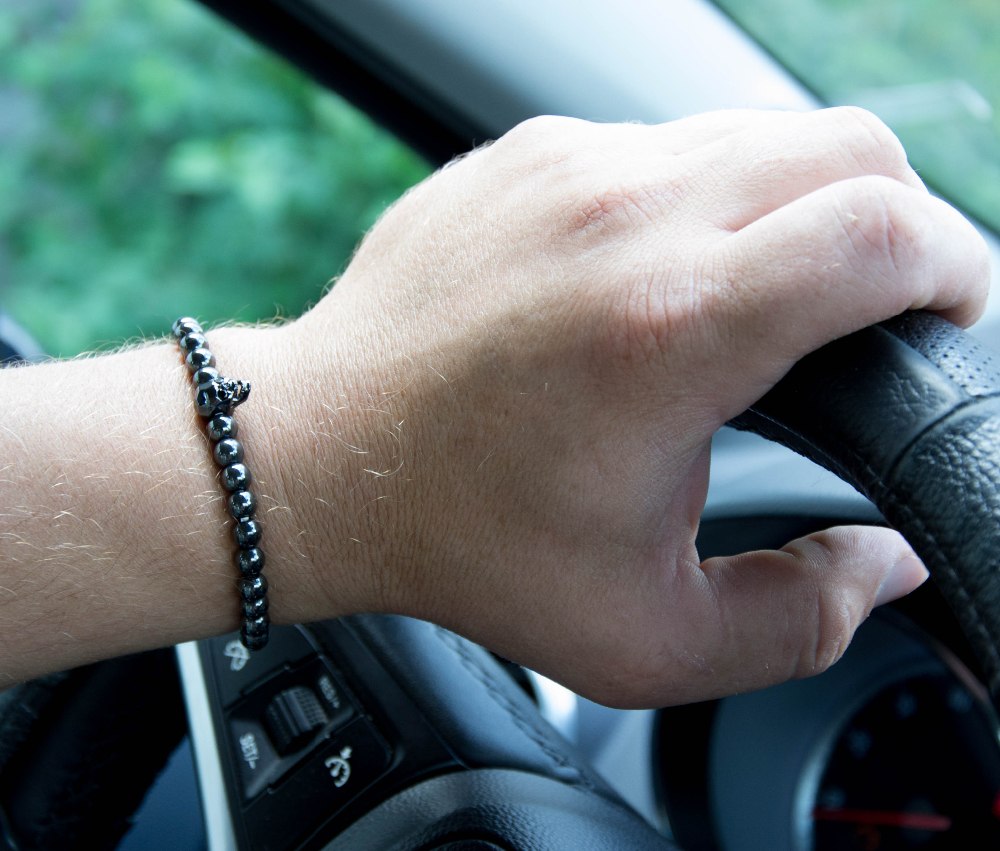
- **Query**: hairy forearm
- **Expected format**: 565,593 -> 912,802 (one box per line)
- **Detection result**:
0,322 -> 369,683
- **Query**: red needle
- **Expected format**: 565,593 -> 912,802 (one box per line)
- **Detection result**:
812,808 -> 952,832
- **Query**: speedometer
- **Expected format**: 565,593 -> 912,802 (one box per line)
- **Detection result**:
811,671 -> 1000,849
655,588 -> 1000,851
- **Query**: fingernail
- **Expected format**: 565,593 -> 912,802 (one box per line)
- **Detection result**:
875,553 -> 930,607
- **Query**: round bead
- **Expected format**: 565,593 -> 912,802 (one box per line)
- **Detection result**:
172,317 -> 202,338
236,546 -> 265,577
196,393 -> 215,418
234,517 -> 262,548
242,595 -> 269,620
243,613 -> 270,636
221,463 -> 252,492
207,414 -> 237,442
214,438 -> 244,467
241,625 -> 269,651
179,332 -> 206,353
229,490 -> 256,519
193,366 -> 220,389
239,574 -> 268,602
186,348 -> 215,372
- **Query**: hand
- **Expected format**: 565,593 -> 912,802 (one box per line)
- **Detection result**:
287,107 -> 989,707
0,109 -> 988,692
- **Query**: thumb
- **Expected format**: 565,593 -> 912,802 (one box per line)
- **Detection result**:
686,525 -> 927,701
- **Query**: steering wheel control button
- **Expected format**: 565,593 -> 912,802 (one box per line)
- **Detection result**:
314,669 -> 355,729
245,720 -> 392,847
264,686 -> 329,755
229,717 -> 281,801
209,624 -> 316,707
224,658 -> 362,806
312,722 -> 390,793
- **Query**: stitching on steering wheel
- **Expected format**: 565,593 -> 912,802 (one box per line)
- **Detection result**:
738,407 -> 1000,695
884,489 -> 1000,693
430,625 -> 596,792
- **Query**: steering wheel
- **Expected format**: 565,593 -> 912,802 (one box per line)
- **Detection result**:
1,311 -> 997,851
730,311 -> 1000,707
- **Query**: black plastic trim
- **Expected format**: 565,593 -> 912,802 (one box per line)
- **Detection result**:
195,0 -> 484,166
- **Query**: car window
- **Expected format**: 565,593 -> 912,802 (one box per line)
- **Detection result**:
714,0 -> 1000,237
0,0 -> 430,357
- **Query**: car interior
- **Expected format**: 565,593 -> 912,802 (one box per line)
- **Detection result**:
1,1 -> 999,849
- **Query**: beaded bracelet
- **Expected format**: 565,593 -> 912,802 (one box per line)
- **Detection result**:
172,317 -> 269,650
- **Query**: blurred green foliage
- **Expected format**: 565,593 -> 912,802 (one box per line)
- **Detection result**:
0,0 -> 429,356
5,0 -> 997,357
717,0 -> 1000,236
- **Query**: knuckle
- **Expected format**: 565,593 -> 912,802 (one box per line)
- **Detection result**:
787,533 -> 870,678
493,115 -> 585,164
835,176 -> 921,275
831,105 -> 897,149
829,105 -> 910,177
488,116 -> 610,192
796,585 -> 860,678
507,113 -> 582,141
781,533 -> 867,679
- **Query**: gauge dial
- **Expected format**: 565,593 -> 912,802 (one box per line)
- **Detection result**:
812,672 -> 1000,850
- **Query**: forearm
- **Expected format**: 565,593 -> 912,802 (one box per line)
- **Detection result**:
0,322 -> 368,683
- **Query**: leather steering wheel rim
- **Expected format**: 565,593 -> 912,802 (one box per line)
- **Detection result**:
730,311 -> 1000,709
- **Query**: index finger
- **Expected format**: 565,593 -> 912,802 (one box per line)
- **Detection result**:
706,174 -> 990,399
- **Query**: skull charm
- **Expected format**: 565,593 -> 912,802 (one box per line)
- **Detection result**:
196,377 -> 252,418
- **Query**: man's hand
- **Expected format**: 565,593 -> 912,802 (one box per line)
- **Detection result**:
291,108 -> 989,706
0,109 -> 989,698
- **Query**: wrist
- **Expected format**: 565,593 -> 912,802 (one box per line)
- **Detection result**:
203,321 -> 384,625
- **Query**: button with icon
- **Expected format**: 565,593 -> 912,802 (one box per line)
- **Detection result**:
209,625 -> 316,707
245,720 -> 392,845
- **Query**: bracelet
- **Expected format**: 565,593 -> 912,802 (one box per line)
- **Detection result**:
172,317 -> 270,650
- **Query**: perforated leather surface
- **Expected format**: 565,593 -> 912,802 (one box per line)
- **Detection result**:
731,312 -> 1000,703
882,312 -> 1000,397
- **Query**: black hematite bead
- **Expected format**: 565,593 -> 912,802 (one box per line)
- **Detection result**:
240,574 -> 268,602
179,332 -> 206,352
207,414 -> 237,442
186,348 -> 215,372
174,314 -> 269,652
172,317 -> 202,338
243,613 -> 269,635
241,625 -> 269,651
193,366 -> 220,389
236,546 -> 265,577
229,489 -> 256,519
214,438 -> 244,466
234,517 -> 262,548
221,463 -> 251,491
242,595 -> 269,619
